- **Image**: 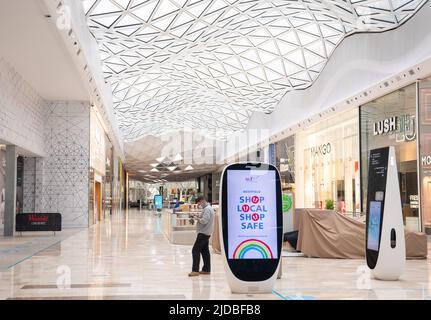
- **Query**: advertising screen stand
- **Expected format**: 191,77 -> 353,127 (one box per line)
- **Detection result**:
366,146 -> 405,281
220,163 -> 283,293
154,195 -> 163,214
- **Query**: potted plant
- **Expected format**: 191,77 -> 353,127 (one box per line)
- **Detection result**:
325,199 -> 334,210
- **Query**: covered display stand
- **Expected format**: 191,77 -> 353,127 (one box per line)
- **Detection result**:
294,208 -> 427,259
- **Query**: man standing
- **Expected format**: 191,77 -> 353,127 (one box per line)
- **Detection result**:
189,196 -> 215,277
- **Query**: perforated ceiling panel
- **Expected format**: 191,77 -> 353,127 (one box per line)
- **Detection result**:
84,0 -> 427,141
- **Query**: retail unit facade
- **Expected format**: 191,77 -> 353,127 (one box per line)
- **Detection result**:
271,80 -> 430,233
294,108 -> 360,215
360,83 -> 423,232
89,108 -> 116,225
418,78 -> 431,234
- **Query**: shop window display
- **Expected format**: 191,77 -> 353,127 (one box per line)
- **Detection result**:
360,83 -> 420,232
295,109 -> 360,215
275,135 -> 295,189
0,146 -> 5,228
419,78 -> 431,234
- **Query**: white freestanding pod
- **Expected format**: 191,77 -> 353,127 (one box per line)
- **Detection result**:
366,146 -> 405,281
219,163 -> 283,293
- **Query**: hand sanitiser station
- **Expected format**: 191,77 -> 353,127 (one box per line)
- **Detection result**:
219,163 -> 283,293
366,146 -> 405,280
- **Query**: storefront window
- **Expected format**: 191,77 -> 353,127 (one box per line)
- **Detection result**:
360,83 -> 420,231
419,78 -> 431,234
296,109 -> 360,215
0,146 -> 5,228
275,135 -> 295,190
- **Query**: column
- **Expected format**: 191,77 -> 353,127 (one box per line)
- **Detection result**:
125,172 -> 129,212
4,145 -> 17,237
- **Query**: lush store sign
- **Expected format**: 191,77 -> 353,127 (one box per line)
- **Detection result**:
373,115 -> 416,141
373,116 -> 397,135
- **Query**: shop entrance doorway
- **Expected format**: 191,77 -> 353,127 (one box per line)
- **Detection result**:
419,78 -> 431,235
424,179 -> 431,234
0,145 -> 5,232
360,83 -> 420,231
95,181 -> 102,222
399,159 -> 419,230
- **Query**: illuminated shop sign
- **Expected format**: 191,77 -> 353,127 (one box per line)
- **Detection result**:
311,143 -> 331,156
422,155 -> 431,166
410,195 -> 419,209
373,115 -> 416,141
373,116 -> 397,135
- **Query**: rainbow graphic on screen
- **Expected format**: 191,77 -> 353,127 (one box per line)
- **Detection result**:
233,239 -> 274,259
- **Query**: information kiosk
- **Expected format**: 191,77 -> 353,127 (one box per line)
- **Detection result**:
220,163 -> 283,293
366,146 -> 405,280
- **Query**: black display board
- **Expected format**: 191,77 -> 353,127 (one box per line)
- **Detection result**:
16,213 -> 62,232
365,147 -> 389,269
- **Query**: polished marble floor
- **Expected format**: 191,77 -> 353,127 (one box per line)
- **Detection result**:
0,229 -> 83,271
0,209 -> 430,300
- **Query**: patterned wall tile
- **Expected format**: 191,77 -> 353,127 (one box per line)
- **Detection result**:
0,57 -> 45,156
1,55 -> 97,228
40,101 -> 91,228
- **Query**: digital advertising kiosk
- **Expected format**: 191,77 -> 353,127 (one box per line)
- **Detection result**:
366,146 -> 405,280
154,195 -> 163,211
220,163 -> 283,293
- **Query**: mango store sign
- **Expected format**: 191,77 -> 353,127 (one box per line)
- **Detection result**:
310,143 -> 331,157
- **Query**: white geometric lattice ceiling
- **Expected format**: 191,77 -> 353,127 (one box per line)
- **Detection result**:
83,0 -> 428,141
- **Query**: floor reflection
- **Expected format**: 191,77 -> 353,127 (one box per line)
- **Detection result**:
0,209 -> 429,300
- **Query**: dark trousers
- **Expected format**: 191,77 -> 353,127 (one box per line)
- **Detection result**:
192,233 -> 211,272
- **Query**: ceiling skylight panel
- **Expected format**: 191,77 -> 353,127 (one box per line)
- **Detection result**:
85,0 -> 427,141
